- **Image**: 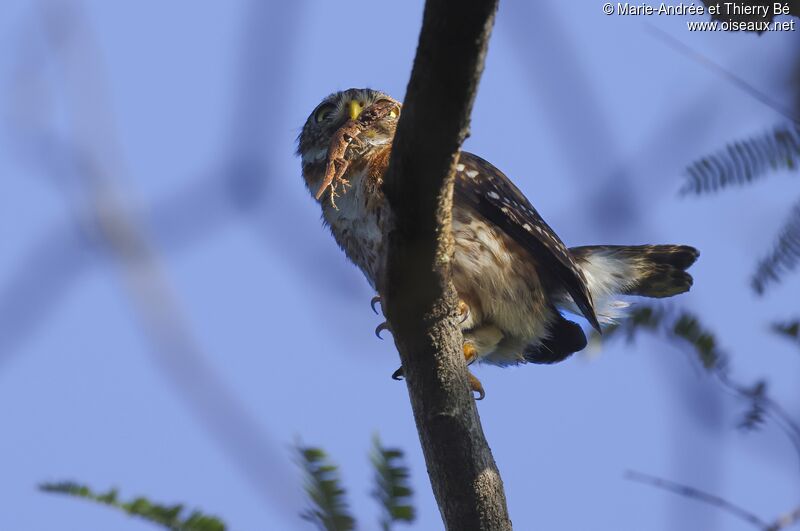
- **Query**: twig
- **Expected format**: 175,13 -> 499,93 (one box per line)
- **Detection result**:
610,304 -> 800,467
381,0 -> 511,529
713,369 -> 800,466
767,506 -> 800,531
625,470 -> 770,529
646,23 -> 800,123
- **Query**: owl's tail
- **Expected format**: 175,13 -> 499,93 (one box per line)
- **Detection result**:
565,244 -> 699,324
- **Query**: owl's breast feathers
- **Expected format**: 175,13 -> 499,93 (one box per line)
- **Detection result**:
316,147 -> 393,290
316,147 -> 596,346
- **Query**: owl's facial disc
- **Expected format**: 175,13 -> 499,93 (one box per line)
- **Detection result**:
298,89 -> 400,196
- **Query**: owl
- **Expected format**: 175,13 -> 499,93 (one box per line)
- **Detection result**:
297,88 -> 698,398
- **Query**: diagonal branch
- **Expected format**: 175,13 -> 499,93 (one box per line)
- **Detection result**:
625,470 -> 770,529
381,0 -> 511,529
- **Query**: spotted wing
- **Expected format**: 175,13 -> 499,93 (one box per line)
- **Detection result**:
453,152 -> 600,332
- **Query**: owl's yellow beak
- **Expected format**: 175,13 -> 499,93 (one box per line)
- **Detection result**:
347,100 -> 363,120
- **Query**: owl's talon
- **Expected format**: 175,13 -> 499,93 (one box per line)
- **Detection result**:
370,295 -> 382,315
375,322 -> 390,339
468,372 -> 486,400
392,365 -> 480,396
458,300 -> 471,325
391,357 -> 481,396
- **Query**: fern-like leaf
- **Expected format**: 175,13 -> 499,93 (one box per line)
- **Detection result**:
671,313 -> 723,370
772,318 -> 800,348
593,304 -> 793,437
593,304 -> 728,371
39,481 -> 225,530
681,122 -> 800,195
371,435 -> 415,531
738,380 -> 768,432
752,200 -> 800,294
297,447 -> 355,531
600,305 -> 669,343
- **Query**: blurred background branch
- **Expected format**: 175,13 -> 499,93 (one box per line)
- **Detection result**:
3,0 -> 302,521
626,470 -> 800,531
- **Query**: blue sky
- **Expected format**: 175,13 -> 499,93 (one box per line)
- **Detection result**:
1,1 -> 798,530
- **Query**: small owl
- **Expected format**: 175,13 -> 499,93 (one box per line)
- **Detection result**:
298,88 -> 698,398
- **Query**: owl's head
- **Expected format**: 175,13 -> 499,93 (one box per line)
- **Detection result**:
297,88 -> 400,195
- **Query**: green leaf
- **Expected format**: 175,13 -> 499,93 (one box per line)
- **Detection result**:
592,304 -> 727,372
371,435 -> 415,531
738,380 -> 768,431
681,122 -> 800,196
600,305 -> 667,344
672,314 -> 720,369
39,481 -> 226,530
592,304 -> 788,434
297,446 -> 355,531
752,200 -> 800,294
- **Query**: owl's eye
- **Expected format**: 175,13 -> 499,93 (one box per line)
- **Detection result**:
314,104 -> 335,123
374,98 -> 399,119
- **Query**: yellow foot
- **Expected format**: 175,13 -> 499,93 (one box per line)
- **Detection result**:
467,371 -> 485,400
463,342 -> 485,399
464,342 -> 478,364
390,342 -> 485,398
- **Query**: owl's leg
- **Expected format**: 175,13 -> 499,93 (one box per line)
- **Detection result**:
391,337 -> 495,400
389,340 -> 481,370
378,297 -> 469,339
467,372 -> 485,401
462,325 -> 503,400
379,297 -> 467,319
463,342 -> 485,400
388,299 -> 493,399
463,325 -> 504,362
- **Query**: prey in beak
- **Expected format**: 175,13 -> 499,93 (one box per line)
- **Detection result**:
314,99 -> 399,206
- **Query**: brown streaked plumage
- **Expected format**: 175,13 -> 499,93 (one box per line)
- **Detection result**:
298,88 -> 699,398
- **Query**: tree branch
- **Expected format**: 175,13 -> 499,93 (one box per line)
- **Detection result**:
382,1 -> 511,530
767,506 -> 800,531
625,471 -> 769,529
627,471 -> 800,531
